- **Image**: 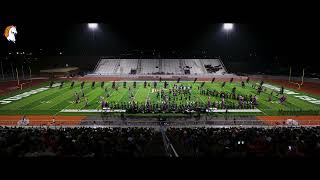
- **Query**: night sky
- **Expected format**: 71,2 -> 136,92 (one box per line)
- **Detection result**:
0,23 -> 292,54
0,15 -> 317,68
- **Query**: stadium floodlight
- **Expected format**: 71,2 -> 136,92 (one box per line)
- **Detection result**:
223,23 -> 233,31
88,23 -> 98,30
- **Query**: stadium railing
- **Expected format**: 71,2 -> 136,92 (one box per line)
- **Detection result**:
1,119 -> 320,127
93,58 -> 102,73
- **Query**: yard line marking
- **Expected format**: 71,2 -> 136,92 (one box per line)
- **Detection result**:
48,85 -> 91,110
0,83 -> 60,105
94,86 -> 118,110
77,87 -> 105,110
60,109 -> 126,113
29,86 -> 72,110
206,108 -> 262,113
53,85 -> 92,115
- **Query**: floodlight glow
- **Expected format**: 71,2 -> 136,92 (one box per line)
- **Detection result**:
88,23 -> 98,29
223,23 -> 233,31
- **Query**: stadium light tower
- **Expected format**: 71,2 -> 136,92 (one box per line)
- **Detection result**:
88,23 -> 98,55
223,23 -> 233,31
223,23 -> 233,40
88,23 -> 98,30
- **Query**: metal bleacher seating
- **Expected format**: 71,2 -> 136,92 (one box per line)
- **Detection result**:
93,58 -> 227,75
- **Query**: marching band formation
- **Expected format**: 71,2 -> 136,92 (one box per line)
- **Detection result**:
69,79 -> 287,114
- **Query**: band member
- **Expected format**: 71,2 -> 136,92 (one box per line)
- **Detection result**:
207,96 -> 211,108
279,95 -> 287,104
84,97 -> 88,107
81,90 -> 85,97
238,95 -> 244,108
252,95 -> 258,106
221,97 -> 225,109
101,100 -> 106,109
75,92 -> 80,103
146,97 -> 151,112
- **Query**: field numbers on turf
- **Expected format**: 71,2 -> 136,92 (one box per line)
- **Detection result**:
0,83 -> 60,105
40,101 -> 52,104
263,84 -> 320,105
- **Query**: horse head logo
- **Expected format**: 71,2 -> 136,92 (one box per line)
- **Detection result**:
4,25 -> 17,43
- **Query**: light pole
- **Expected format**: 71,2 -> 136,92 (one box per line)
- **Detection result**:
88,23 -> 98,55
222,23 -> 234,116
223,23 -> 233,39
22,64 -> 25,80
11,63 -> 15,80
223,23 -> 233,40
222,23 -> 234,71
0,59 -> 4,80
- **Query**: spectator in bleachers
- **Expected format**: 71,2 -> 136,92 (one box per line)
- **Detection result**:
0,127 -> 319,158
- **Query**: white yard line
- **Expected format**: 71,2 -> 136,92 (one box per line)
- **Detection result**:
94,88 -> 118,109
60,109 -> 126,113
206,108 -> 262,113
29,86 -> 70,110
53,86 -> 92,115
47,86 -> 90,110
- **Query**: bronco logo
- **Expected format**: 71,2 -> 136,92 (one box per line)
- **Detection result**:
4,25 -> 17,43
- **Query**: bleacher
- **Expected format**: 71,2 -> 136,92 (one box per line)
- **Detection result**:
95,59 -> 120,75
201,59 -> 226,75
161,59 -> 183,74
92,58 -> 227,75
183,59 -> 206,74
116,59 -> 139,74
140,59 -> 160,74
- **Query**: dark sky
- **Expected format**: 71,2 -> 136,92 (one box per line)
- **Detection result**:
0,23 -> 290,53
0,16 -> 317,67
0,1 -> 318,59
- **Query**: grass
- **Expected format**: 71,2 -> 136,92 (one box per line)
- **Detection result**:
0,80 -> 319,116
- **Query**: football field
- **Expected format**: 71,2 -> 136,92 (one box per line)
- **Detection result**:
0,80 -> 319,116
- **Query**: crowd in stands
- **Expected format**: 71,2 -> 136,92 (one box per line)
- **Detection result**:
0,127 -> 161,158
0,126 -> 319,158
167,127 -> 320,158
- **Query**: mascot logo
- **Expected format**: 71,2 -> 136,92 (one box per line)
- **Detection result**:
4,25 -> 17,43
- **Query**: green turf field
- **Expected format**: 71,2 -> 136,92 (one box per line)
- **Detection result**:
0,80 -> 319,116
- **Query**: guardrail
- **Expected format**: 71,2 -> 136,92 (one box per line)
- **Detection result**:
1,119 -> 320,127
93,58 -> 102,73
219,58 -> 228,73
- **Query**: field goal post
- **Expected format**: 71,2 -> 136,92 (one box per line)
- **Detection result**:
288,66 -> 305,89
18,82 -> 27,90
17,80 -> 33,90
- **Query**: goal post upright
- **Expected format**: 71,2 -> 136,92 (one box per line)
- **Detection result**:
302,68 -> 305,84
16,67 -> 19,86
288,66 -> 292,82
29,66 -> 32,82
296,68 -> 305,90
288,67 -> 305,90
